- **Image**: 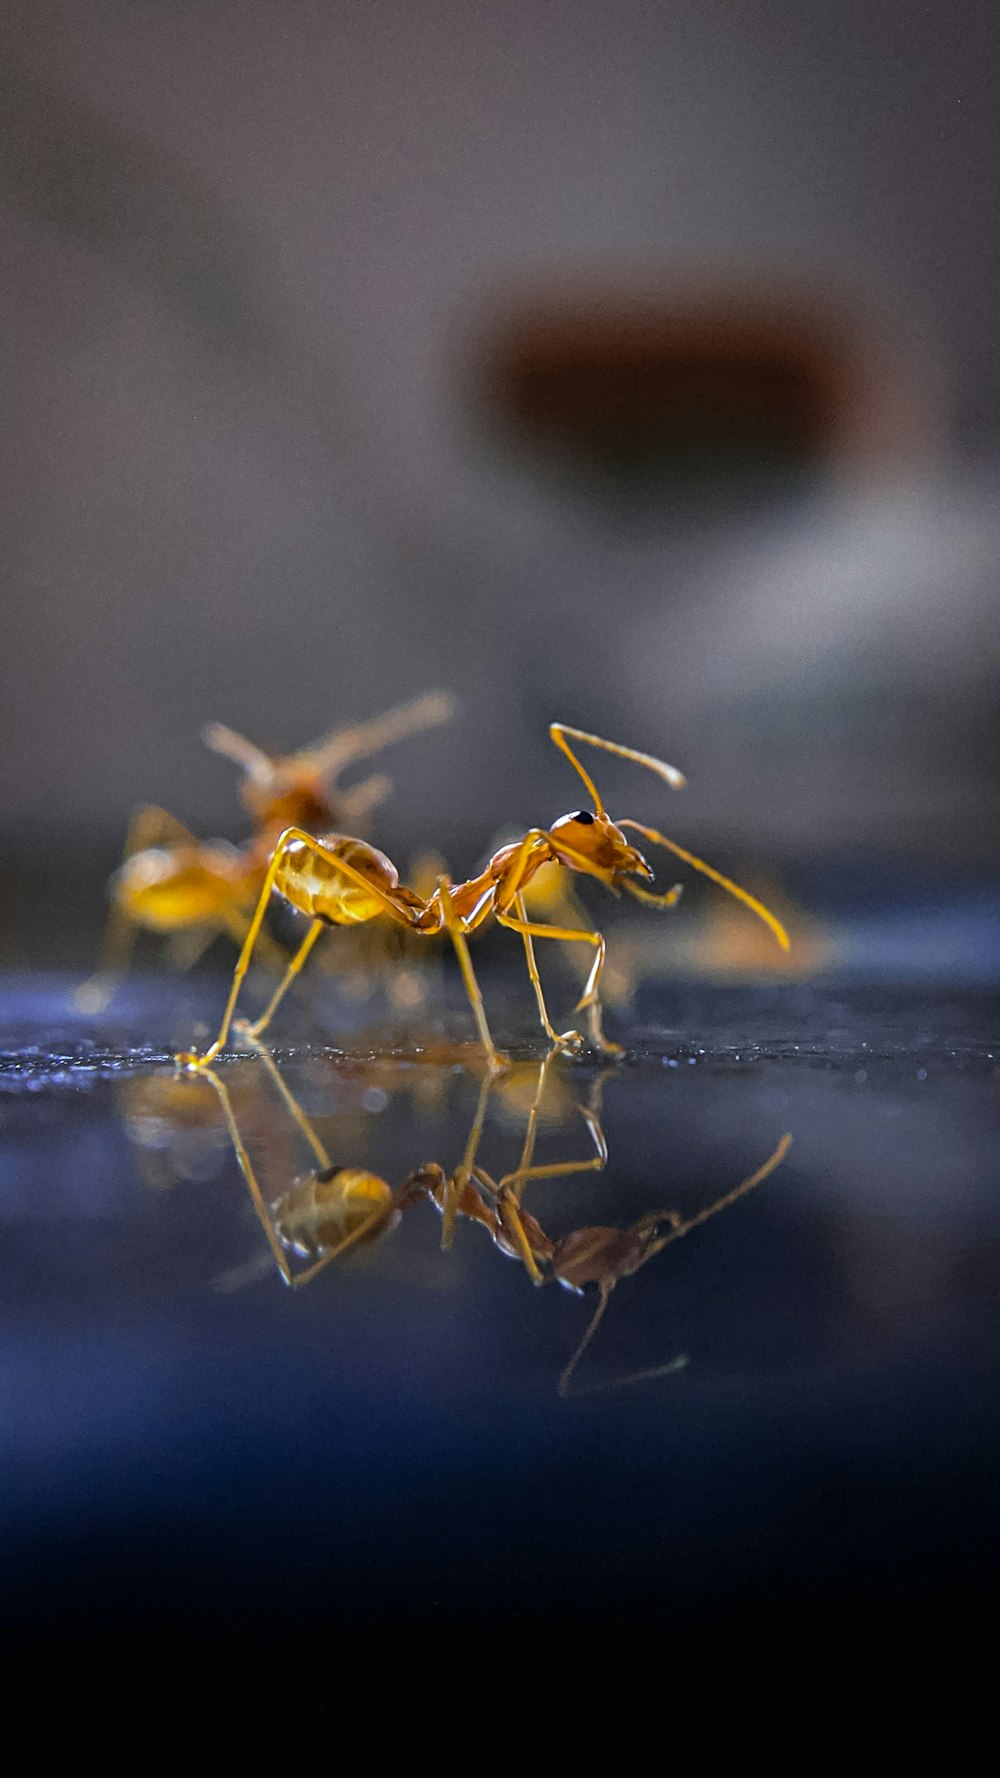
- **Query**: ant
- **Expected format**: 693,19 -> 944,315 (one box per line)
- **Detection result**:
176,722 -> 790,1073
77,690 -> 455,1012
193,1039 -> 791,1395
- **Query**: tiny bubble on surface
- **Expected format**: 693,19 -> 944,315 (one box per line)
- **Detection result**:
854,1068 -> 868,1083
917,1067 -> 928,1081
361,1087 -> 389,1113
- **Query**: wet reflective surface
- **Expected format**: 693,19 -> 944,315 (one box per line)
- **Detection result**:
2,970 -> 998,1639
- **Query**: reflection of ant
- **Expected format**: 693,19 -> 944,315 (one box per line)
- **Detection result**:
194,1038 -> 791,1395
513,1128 -> 793,1395
177,722 -> 789,1072
199,1040 -> 610,1292
78,691 -> 455,1012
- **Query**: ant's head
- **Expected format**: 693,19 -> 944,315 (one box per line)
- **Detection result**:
545,722 -> 791,948
243,774 -> 332,834
201,723 -> 334,829
548,809 -> 655,886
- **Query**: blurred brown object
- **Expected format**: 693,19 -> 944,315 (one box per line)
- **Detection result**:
473,285 -> 926,485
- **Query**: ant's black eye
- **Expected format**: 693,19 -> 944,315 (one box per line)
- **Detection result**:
573,810 -> 595,825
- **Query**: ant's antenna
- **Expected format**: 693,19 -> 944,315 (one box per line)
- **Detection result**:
202,690 -> 457,791
296,690 -> 457,778
201,722 -> 273,784
549,723 -> 686,817
619,820 -> 790,951
558,1132 -> 792,1396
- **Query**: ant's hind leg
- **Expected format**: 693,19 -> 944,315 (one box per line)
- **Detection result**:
237,918 -> 325,1042
176,839 -> 297,1069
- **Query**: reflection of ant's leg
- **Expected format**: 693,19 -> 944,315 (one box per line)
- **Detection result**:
495,1058 -> 609,1284
437,876 -> 507,1075
199,1064 -> 296,1287
495,904 -> 622,1057
78,804 -> 201,1011
237,1027 -> 331,1169
440,1066 -> 495,1249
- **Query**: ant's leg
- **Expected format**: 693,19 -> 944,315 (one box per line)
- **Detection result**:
175,838 -> 300,1068
338,772 -> 392,826
166,901 -> 295,977
495,908 -> 622,1058
178,828 -> 427,1069
558,1289 -> 612,1397
512,894 -> 585,1056
437,877 -> 507,1075
165,926 -> 217,972
77,804 -> 202,1011
239,918 -> 325,1041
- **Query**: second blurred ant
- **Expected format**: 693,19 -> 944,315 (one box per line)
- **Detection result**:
78,690 -> 454,1010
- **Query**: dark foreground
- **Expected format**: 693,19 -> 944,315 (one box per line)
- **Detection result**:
1,971 -> 998,1649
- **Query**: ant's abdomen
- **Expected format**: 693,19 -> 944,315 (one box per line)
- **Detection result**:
276,834 -> 399,926
114,844 -> 252,931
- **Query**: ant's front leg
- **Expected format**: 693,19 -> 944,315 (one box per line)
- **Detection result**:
498,899 -> 623,1058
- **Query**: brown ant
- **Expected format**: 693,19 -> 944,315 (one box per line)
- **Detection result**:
77,691 -> 455,1012
176,722 -> 790,1072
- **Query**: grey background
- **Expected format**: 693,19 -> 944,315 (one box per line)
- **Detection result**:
2,0 -> 998,961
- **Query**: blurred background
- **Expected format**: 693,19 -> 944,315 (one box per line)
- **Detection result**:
3,4 -> 999,1654
2,0 -> 998,971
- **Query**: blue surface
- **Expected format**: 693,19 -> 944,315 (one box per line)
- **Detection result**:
1,973 -> 998,1637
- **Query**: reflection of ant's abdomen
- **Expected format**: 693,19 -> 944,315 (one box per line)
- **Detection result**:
273,1166 -> 398,1261
276,834 -> 401,926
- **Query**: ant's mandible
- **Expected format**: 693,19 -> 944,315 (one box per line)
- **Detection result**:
176,722 -> 790,1072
